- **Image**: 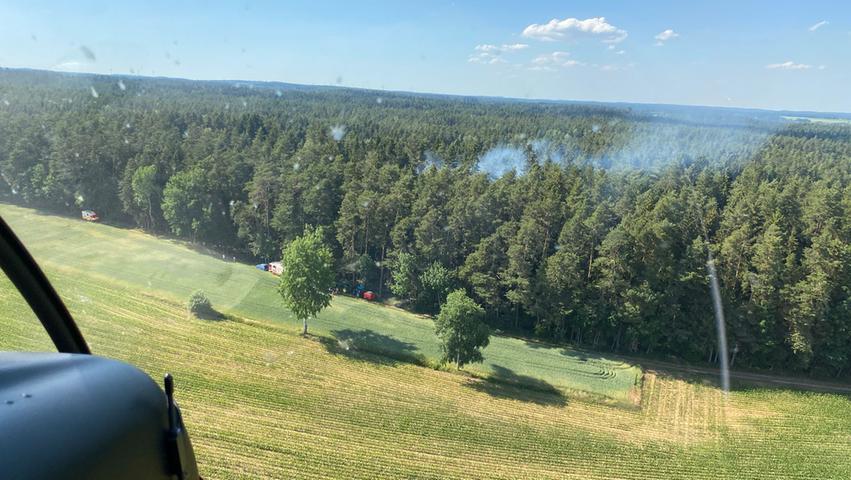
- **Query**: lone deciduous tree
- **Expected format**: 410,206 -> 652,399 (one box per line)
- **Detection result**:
435,289 -> 490,368
389,251 -> 419,303
131,164 -> 158,230
419,261 -> 454,313
278,227 -> 335,335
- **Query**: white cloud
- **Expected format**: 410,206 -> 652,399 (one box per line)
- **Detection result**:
53,61 -> 85,71
51,61 -> 99,73
532,51 -> 571,64
809,20 -> 828,32
654,29 -> 679,46
592,62 -> 633,72
469,43 -> 528,65
655,29 -> 679,41
522,17 -> 627,44
766,61 -> 812,70
529,51 -> 584,70
468,52 -> 508,65
474,43 -> 529,53
607,45 -> 626,55
474,44 -> 501,53
502,43 -> 529,51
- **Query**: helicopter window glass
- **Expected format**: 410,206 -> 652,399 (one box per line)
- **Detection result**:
0,269 -> 55,352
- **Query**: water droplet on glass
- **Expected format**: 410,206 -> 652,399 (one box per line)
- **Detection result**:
263,352 -> 279,364
80,45 -> 96,61
330,125 -> 346,141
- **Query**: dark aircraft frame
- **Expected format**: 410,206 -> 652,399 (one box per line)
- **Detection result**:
0,216 -> 201,480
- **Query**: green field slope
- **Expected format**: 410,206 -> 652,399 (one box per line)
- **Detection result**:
0,203 -> 639,403
2,261 -> 850,478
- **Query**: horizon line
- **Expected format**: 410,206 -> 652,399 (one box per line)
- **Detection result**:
2,65 -> 850,117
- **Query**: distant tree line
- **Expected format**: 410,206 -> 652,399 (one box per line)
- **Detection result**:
1,69 -> 850,376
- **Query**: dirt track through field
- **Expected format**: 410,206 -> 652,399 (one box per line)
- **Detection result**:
638,360 -> 851,395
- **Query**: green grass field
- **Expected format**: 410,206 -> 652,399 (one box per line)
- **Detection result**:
2,204 -> 851,478
0,203 -> 639,403
2,253 -> 851,478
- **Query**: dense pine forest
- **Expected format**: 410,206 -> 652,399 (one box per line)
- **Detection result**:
2,69 -> 850,376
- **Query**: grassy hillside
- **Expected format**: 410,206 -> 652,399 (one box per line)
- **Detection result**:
0,203 -> 640,403
2,261 -> 850,478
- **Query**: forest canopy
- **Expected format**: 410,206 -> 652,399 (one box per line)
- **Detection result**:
1,69 -> 850,376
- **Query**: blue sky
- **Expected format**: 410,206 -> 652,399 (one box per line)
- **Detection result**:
1,0 -> 848,112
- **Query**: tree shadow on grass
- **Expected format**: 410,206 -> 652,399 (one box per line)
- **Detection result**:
466,365 -> 567,406
193,307 -> 228,321
521,337 -> 620,364
320,328 -> 426,367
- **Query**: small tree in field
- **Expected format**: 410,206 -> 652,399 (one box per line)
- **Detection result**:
187,290 -> 213,318
435,289 -> 490,368
278,227 -> 335,335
